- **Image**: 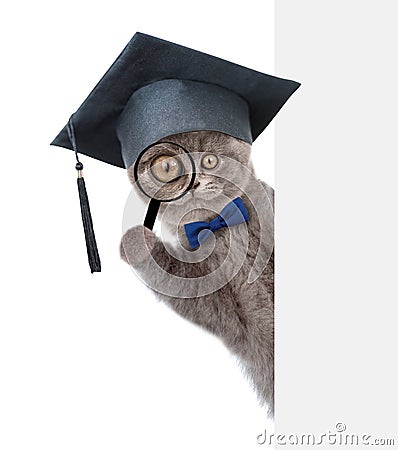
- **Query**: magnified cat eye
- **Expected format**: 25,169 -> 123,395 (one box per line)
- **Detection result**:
151,154 -> 183,183
201,153 -> 219,170
134,142 -> 196,230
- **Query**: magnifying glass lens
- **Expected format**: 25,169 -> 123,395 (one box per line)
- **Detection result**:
135,142 -> 195,202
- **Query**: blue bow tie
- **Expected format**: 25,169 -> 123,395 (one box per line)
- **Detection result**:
184,197 -> 249,249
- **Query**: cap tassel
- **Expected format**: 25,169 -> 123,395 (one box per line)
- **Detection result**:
67,117 -> 101,273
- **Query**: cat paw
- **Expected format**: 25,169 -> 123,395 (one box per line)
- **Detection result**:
120,225 -> 156,266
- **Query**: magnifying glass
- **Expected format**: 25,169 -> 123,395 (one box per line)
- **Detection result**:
134,142 -> 196,230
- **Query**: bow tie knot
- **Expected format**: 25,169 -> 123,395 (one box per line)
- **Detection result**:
184,197 -> 249,249
209,215 -> 226,232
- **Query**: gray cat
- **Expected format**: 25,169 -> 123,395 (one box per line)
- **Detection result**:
120,130 -> 274,417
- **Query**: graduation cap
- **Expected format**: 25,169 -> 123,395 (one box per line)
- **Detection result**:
51,32 -> 300,273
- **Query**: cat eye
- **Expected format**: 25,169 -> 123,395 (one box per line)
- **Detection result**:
201,153 -> 219,170
150,154 -> 182,183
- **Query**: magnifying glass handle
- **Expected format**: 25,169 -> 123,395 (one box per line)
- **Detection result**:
144,199 -> 161,231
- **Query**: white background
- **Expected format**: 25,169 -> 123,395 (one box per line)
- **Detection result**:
0,1 -> 276,449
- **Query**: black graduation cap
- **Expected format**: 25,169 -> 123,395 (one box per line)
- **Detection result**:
51,32 -> 300,272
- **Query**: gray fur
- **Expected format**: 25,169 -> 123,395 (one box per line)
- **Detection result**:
121,131 -> 274,417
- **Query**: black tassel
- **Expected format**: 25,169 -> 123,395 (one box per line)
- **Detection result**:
76,162 -> 101,272
67,117 -> 101,273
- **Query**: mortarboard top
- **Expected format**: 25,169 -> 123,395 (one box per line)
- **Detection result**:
51,32 -> 300,169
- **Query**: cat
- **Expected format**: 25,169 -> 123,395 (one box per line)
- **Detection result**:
120,130 -> 275,417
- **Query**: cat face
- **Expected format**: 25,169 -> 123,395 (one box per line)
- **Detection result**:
127,130 -> 253,235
